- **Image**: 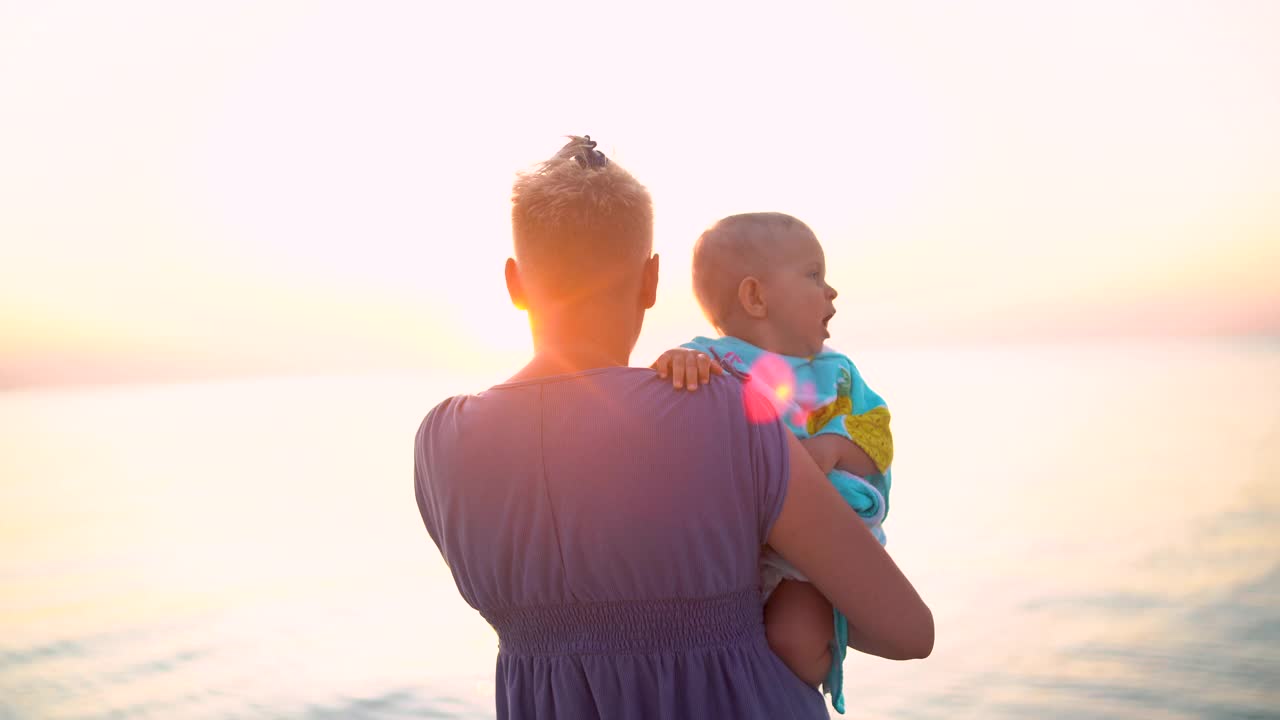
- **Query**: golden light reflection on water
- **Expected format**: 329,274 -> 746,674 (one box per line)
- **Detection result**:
1,340 -> 1278,718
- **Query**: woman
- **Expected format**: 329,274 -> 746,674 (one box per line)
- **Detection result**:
413,136 -> 933,719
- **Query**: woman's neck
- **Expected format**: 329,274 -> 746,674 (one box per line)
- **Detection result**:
510,346 -> 628,383
508,307 -> 638,382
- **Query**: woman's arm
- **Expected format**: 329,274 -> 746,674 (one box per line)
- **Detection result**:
767,431 -> 933,660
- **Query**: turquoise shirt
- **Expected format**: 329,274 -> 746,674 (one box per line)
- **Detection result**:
683,336 -> 893,518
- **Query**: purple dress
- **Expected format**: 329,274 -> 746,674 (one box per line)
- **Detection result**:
414,368 -> 828,719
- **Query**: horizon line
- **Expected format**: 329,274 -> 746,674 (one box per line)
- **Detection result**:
4,328 -> 1277,393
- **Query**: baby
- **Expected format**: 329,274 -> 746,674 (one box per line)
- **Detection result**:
653,212 -> 894,714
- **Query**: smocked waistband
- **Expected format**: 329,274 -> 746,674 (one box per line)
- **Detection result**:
479,589 -> 764,656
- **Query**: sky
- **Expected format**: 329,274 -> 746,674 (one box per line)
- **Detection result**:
1,1 -> 1277,386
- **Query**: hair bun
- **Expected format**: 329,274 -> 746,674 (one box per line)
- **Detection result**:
554,135 -> 609,169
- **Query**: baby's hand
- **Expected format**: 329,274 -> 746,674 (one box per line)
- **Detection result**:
652,349 -> 723,391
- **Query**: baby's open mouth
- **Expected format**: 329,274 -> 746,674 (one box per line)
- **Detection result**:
822,313 -> 834,328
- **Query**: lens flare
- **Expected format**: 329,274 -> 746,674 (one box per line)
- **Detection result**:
742,353 -> 798,425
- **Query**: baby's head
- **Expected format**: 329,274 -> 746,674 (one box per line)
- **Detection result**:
692,212 -> 838,358
510,136 -> 654,307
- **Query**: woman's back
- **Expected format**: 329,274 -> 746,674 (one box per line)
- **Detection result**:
414,367 -> 827,719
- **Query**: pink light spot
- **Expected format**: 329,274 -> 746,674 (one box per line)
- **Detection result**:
795,380 -> 817,410
742,353 -> 797,425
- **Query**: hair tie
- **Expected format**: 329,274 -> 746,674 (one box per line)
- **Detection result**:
558,135 -> 609,169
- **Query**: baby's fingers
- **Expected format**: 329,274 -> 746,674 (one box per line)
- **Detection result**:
652,352 -> 672,379
696,353 -> 723,384
670,353 -> 688,389
684,354 -> 702,390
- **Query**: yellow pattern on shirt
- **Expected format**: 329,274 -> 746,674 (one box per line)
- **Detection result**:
845,406 -> 893,473
805,396 -> 853,436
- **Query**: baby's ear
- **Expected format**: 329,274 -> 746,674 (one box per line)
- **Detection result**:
737,276 -> 767,318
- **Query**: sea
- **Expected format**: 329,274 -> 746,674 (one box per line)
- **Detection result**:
2,338 -> 1278,719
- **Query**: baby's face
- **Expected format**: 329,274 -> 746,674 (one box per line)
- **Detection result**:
761,230 -> 838,357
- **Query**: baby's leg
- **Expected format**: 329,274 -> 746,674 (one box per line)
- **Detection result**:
764,579 -> 834,686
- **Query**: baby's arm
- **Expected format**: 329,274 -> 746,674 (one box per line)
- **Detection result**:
805,355 -> 893,478
800,434 -> 880,478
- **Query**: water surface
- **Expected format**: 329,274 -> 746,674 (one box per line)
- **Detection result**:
2,339 -> 1277,718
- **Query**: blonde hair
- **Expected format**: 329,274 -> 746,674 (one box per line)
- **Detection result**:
511,136 -> 653,297
691,212 -> 816,331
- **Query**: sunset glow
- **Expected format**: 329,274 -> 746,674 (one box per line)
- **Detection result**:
1,2 -> 1277,386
